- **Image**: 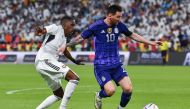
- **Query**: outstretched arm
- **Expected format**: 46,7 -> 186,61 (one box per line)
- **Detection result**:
35,26 -> 47,36
66,35 -> 84,47
129,33 -> 162,46
63,47 -> 84,65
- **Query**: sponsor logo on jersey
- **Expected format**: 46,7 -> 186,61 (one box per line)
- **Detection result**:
101,30 -> 105,33
183,52 -> 190,66
62,64 -> 66,68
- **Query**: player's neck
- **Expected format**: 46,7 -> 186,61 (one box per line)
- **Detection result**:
104,18 -> 112,26
63,26 -> 69,37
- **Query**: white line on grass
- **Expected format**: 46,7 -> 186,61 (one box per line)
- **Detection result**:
6,85 -> 94,95
6,88 -> 47,94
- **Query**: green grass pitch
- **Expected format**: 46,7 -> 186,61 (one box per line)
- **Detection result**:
0,64 -> 190,109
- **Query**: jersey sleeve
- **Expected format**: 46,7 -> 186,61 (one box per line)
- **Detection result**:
119,23 -> 133,37
81,24 -> 95,39
45,24 -> 59,34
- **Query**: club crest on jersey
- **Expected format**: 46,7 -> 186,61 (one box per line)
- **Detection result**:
62,64 -> 66,68
107,28 -> 112,33
114,27 -> 119,33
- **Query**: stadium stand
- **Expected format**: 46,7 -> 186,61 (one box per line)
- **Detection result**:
0,0 -> 189,52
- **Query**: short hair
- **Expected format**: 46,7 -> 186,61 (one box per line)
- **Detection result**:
61,16 -> 75,25
107,5 -> 122,15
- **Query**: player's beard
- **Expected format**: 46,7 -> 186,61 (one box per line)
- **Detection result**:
110,18 -> 118,25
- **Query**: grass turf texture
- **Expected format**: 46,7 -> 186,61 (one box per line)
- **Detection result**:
0,64 -> 190,109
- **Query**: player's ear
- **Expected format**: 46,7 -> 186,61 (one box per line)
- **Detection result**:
107,13 -> 112,17
107,14 -> 112,20
62,22 -> 67,30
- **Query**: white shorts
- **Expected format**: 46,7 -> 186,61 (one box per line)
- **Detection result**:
35,59 -> 70,91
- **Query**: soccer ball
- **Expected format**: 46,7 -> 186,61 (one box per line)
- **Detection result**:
143,103 -> 159,109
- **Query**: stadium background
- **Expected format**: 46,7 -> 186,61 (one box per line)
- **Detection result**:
0,0 -> 190,109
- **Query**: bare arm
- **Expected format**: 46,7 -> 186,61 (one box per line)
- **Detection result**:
129,33 -> 162,46
63,47 -> 84,65
66,35 -> 84,47
35,26 -> 47,36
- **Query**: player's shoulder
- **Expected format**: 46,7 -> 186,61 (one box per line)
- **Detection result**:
47,23 -> 58,27
117,21 -> 129,30
89,19 -> 104,29
45,24 -> 59,30
118,21 -> 127,27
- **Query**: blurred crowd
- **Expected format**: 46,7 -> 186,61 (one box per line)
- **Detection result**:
0,0 -> 190,52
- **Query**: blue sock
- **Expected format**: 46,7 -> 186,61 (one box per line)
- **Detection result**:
120,92 -> 132,107
99,89 -> 109,98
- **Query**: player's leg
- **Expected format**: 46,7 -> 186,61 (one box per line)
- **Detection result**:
161,50 -> 167,65
35,60 -> 73,109
94,81 -> 116,109
94,67 -> 116,109
99,81 -> 116,98
36,94 -> 61,109
60,69 -> 80,109
53,87 -> 64,98
112,66 -> 132,109
35,68 -> 63,109
118,76 -> 132,109
36,87 -> 64,109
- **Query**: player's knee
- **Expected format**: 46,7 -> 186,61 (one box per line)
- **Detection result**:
53,92 -> 63,99
105,87 -> 116,97
74,76 -> 80,81
68,73 -> 80,81
72,75 -> 80,82
123,85 -> 133,93
53,87 -> 64,99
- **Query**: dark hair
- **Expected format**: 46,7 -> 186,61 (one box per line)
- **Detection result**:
107,5 -> 122,15
61,16 -> 75,25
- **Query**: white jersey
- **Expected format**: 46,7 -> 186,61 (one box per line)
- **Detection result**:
35,24 -> 67,62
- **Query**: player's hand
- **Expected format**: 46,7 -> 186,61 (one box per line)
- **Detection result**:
73,59 -> 85,65
151,41 -> 162,46
35,26 -> 45,36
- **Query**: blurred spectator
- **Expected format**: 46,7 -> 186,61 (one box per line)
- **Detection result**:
25,41 -> 31,51
0,0 -> 189,52
178,31 -> 189,51
17,42 -> 22,51
128,41 -> 137,52
32,41 -> 38,51
119,37 -> 128,51
174,40 -> 181,52
0,35 -> 5,42
150,39 -> 158,52
12,42 -> 18,51
4,33 -> 12,43
0,42 -> 6,51
75,44 -> 82,51
159,37 -> 169,65
6,42 -> 12,51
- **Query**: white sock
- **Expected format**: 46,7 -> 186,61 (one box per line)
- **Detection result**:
97,92 -> 102,99
36,95 -> 60,109
60,80 -> 78,109
118,105 -> 124,109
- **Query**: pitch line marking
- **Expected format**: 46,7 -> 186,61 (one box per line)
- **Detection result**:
6,88 -> 47,95
6,85 -> 93,95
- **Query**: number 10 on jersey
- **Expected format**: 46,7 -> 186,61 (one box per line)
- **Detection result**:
106,34 -> 115,42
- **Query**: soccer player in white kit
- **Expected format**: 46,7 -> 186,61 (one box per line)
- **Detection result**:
34,16 -> 83,109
